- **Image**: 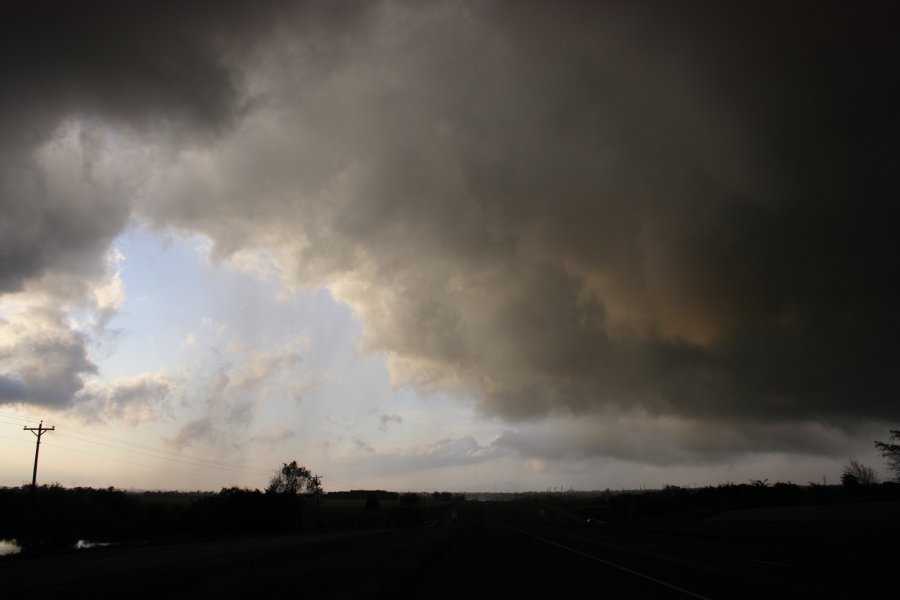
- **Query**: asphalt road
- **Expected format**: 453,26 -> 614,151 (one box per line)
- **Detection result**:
406,502 -> 894,599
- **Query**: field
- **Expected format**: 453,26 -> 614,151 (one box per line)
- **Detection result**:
2,484 -> 899,598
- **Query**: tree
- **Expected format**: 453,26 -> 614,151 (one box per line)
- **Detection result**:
266,461 -> 313,495
307,473 -> 323,497
874,430 -> 900,482
265,461 -> 322,531
841,459 -> 879,487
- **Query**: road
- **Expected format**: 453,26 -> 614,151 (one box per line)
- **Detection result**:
406,501 -> 894,599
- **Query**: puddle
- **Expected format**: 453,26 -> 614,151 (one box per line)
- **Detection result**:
0,539 -> 21,556
74,540 -> 117,550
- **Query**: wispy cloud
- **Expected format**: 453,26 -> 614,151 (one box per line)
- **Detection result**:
75,372 -> 177,425
346,435 -> 505,476
168,337 -> 313,450
369,407 -> 403,432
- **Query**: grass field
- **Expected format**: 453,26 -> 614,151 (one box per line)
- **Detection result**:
62,526 -> 461,599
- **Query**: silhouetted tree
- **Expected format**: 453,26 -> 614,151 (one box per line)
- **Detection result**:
266,461 -> 313,495
307,473 -> 323,496
265,461 -> 320,531
874,430 -> 900,482
841,459 -> 879,487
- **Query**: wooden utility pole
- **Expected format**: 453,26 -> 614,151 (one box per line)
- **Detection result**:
311,474 -> 322,529
23,421 -> 54,489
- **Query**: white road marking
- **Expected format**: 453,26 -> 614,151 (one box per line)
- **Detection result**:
512,528 -> 713,600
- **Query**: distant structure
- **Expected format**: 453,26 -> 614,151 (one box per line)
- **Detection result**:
23,421 -> 54,489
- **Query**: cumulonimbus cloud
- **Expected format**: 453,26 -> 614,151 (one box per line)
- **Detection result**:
1,2 -> 897,462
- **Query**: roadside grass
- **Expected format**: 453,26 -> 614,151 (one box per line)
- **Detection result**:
89,526 -> 460,599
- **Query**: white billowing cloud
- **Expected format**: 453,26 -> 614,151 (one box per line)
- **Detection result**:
91,245 -> 127,329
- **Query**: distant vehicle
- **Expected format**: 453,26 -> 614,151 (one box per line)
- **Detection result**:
585,518 -> 605,526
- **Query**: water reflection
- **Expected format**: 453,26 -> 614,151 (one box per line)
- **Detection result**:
0,539 -> 21,556
0,538 -> 120,555
74,540 -> 116,550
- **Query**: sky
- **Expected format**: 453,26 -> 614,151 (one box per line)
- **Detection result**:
1,1 -> 897,492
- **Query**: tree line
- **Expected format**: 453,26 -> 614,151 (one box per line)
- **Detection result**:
0,460 -> 463,554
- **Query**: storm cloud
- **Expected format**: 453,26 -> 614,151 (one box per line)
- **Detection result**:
1,2 -> 897,462
0,303 -> 97,408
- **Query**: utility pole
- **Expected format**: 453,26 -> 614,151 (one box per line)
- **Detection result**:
312,474 -> 322,529
23,421 -> 54,489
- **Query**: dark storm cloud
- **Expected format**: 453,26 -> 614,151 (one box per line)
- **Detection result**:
0,0 -> 359,410
138,2 -> 898,445
0,0 -> 318,139
2,1 -> 897,459
0,0 -> 368,293
493,415 -> 879,467
0,0 -> 229,292
0,375 -> 27,402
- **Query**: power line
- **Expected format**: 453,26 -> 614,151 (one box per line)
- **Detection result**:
2,411 -> 276,478
40,441 -> 262,486
2,411 -> 350,491
54,423 -> 275,474
319,474 -> 353,490
0,410 -> 43,426
53,431 -> 273,477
